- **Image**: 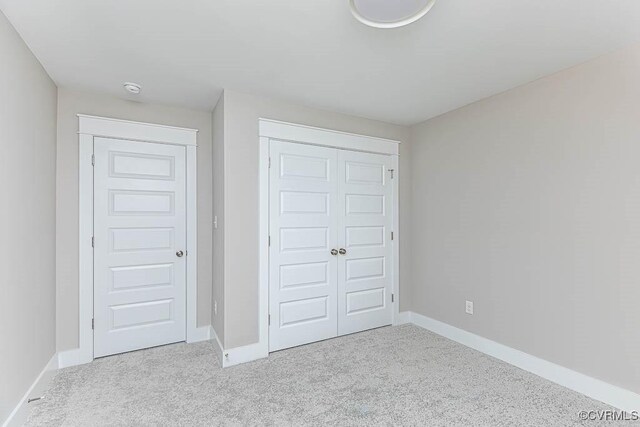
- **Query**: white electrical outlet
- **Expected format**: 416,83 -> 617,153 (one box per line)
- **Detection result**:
465,300 -> 474,315
214,300 -> 218,315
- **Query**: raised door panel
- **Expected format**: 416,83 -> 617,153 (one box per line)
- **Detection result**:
279,261 -> 329,290
109,151 -> 175,180
110,263 -> 174,291
110,190 -> 175,215
110,299 -> 174,330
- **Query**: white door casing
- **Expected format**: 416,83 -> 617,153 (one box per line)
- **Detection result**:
337,150 -> 394,335
93,137 -> 187,357
75,115 -> 198,368
269,141 -> 339,351
268,138 -> 396,352
253,119 -> 399,365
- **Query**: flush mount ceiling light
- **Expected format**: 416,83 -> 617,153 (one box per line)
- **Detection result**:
349,0 -> 436,29
123,82 -> 141,94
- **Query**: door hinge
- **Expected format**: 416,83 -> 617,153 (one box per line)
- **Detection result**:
268,314 -> 271,326
391,294 -> 395,303
268,235 -> 271,247
388,168 -> 394,179
91,318 -> 94,330
91,236 -> 94,247
391,231 -> 394,241
91,154 -> 95,166
268,157 -> 271,169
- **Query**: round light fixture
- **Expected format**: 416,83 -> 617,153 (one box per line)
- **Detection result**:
349,0 -> 436,29
123,82 -> 141,94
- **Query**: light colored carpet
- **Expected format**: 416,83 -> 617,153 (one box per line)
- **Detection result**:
27,325 -> 622,426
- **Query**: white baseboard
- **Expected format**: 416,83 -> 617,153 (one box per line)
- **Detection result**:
221,342 -> 268,368
57,348 -> 88,369
3,354 -> 58,427
208,326 -> 268,368
396,311 -> 412,325
404,311 -> 640,412
209,326 -> 224,367
187,325 -> 211,343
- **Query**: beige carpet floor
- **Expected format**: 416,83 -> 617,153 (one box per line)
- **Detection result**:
26,325 -> 624,426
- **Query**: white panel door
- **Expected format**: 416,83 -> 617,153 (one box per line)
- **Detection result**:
337,150 -> 393,335
269,141 -> 339,351
93,137 -> 187,358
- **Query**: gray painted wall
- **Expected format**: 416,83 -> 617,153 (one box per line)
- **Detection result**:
220,90 -> 410,349
409,44 -> 640,393
55,89 -> 213,351
0,11 -> 57,423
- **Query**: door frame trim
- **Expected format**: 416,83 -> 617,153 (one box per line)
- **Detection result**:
78,114 -> 199,365
256,119 -> 401,361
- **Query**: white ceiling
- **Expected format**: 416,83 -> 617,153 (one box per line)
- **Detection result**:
2,0 -> 640,125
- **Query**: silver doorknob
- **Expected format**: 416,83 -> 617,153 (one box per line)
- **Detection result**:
176,250 -> 184,257
339,248 -> 347,255
330,249 -> 338,256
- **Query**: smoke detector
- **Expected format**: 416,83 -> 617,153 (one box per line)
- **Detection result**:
349,0 -> 436,29
123,82 -> 141,94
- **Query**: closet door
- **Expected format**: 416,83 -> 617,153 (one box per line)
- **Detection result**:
93,138 -> 187,358
268,141 -> 339,351
337,150 -> 394,336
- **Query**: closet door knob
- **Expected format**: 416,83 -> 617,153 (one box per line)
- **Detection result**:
176,250 -> 184,257
339,248 -> 347,255
331,249 -> 339,256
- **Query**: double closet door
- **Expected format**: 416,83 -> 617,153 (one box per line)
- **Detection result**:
269,140 -> 395,352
